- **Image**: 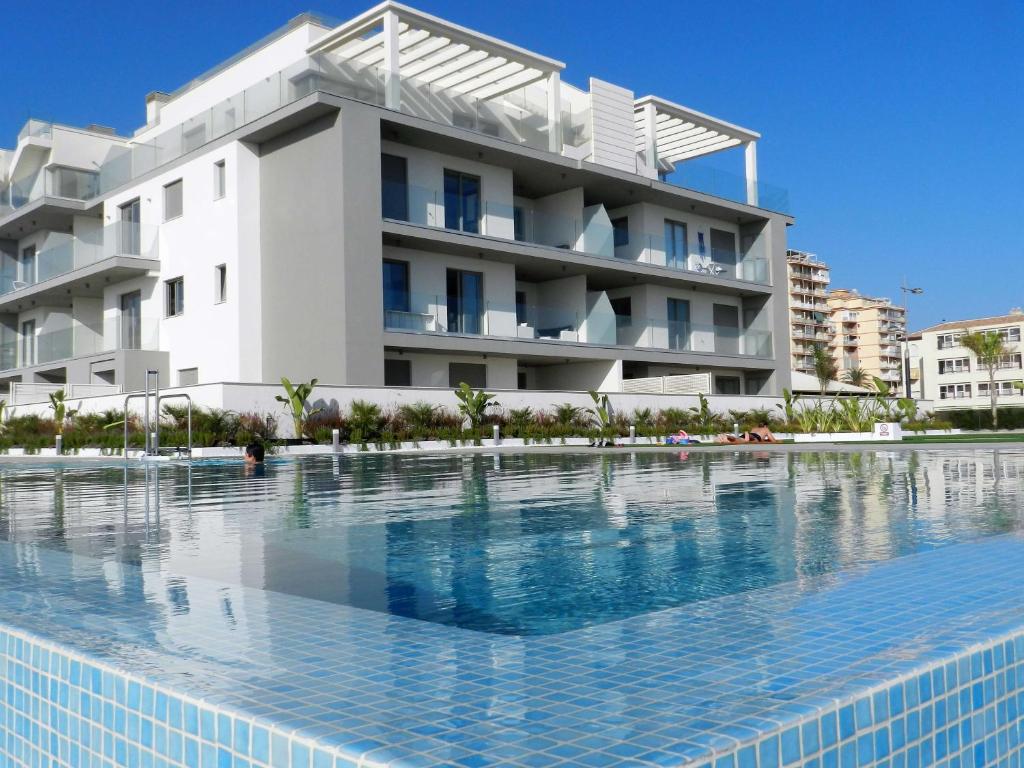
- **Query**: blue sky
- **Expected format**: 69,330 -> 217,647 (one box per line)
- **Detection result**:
3,0 -> 1021,330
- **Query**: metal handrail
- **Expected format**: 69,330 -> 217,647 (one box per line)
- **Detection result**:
156,393 -> 192,457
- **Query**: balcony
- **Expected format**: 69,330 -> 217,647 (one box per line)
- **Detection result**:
0,162 -> 100,220
383,292 -> 772,359
1,316 -> 159,374
384,183 -> 772,286
0,223 -> 159,312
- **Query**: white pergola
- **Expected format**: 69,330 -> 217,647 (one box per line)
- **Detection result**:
308,1 -> 566,151
635,96 -> 761,206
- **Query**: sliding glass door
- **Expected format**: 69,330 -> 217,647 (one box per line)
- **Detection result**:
446,269 -> 483,334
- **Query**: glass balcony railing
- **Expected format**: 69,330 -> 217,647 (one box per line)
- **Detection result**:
383,183 -> 771,285
383,290 -> 773,357
0,222 -> 158,297
660,164 -> 791,215
0,165 -> 101,218
0,316 -> 160,372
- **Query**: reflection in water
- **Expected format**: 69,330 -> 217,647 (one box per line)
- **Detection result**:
0,449 -> 1022,635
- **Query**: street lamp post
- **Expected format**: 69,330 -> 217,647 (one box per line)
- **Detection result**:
900,279 -> 924,398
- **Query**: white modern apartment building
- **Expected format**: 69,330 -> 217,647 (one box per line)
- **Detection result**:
0,2 -> 794,398
913,310 -> 1023,408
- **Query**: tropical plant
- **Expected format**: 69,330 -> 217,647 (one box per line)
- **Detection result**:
776,388 -> 801,426
453,382 -> 497,429
688,393 -> 719,435
961,330 -> 1012,429
0,399 -> 6,433
835,397 -> 880,432
871,377 -> 892,397
554,402 -> 584,427
588,390 -> 614,445
275,377 -> 321,439
48,390 -> 79,437
398,401 -> 439,434
842,368 -> 872,389
348,400 -> 383,440
812,344 -> 838,395
631,407 -> 654,428
896,398 -> 917,424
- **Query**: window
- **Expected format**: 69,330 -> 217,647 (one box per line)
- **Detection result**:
612,217 -> 629,248
938,358 -> 969,375
664,219 -> 687,270
177,368 -> 199,387
745,375 -> 769,396
446,269 -> 483,334
513,206 -> 526,242
937,333 -> 962,350
939,383 -> 971,400
715,376 -> 742,395
978,381 -> 1020,397
381,154 -> 408,220
20,245 -> 36,285
515,291 -> 527,324
449,362 -> 486,389
713,303 -> 740,355
215,264 -> 227,303
165,277 -> 184,317
384,359 -> 412,387
710,228 -> 738,267
20,320 -> 35,366
163,179 -> 183,221
443,170 -> 480,233
382,260 -> 410,313
667,298 -> 690,351
119,198 -> 141,255
120,291 -> 142,349
998,353 -> 1023,370
214,160 -> 226,199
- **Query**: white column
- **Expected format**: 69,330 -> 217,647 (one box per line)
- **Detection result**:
547,71 -> 562,153
643,102 -> 658,175
744,140 -> 759,206
383,10 -> 401,111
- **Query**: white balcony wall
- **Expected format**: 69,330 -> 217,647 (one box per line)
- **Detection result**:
533,360 -> 622,392
380,140 -> 515,240
102,142 -> 246,384
48,127 -> 124,175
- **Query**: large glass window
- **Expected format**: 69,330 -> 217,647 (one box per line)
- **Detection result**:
664,220 -> 687,270
713,303 -> 740,355
119,198 -> 141,255
667,298 -> 690,350
443,170 -> 480,233
446,269 -> 483,334
120,291 -> 142,349
612,217 -> 629,248
710,228 -> 737,267
715,376 -> 742,395
381,154 -> 408,220
214,160 -> 226,200
20,246 -> 36,285
385,359 -> 412,387
382,260 -> 410,313
20,320 -> 35,366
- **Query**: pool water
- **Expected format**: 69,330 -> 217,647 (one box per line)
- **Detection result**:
1,449 -> 1022,636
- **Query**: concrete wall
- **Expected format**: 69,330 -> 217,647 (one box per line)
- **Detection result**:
259,103 -> 384,386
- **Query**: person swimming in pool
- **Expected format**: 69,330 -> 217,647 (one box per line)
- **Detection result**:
244,443 -> 265,464
718,422 -> 779,444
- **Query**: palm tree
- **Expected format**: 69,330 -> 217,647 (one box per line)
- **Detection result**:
812,344 -> 838,396
961,330 -> 1011,429
842,367 -> 872,389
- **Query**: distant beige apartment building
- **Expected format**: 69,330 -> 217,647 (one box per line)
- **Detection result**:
912,310 -> 1023,407
786,250 -> 832,375
827,289 -> 906,391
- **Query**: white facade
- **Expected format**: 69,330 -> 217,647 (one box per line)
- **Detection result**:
0,2 -> 794,400
913,310 -> 1024,409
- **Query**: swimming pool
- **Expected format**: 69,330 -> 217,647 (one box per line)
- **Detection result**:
2,448 -> 1024,767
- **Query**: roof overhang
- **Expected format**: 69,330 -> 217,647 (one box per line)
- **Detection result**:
635,95 -> 760,165
307,1 -> 564,101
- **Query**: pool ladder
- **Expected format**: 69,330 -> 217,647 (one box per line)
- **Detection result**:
123,369 -> 192,460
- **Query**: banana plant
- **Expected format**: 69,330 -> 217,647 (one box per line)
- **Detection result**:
588,390 -> 614,445
48,389 -> 79,437
275,377 -> 321,439
775,388 -> 801,426
453,382 -> 497,429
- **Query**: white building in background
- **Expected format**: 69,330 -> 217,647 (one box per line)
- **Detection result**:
912,309 -> 1024,408
0,2 -> 794,400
